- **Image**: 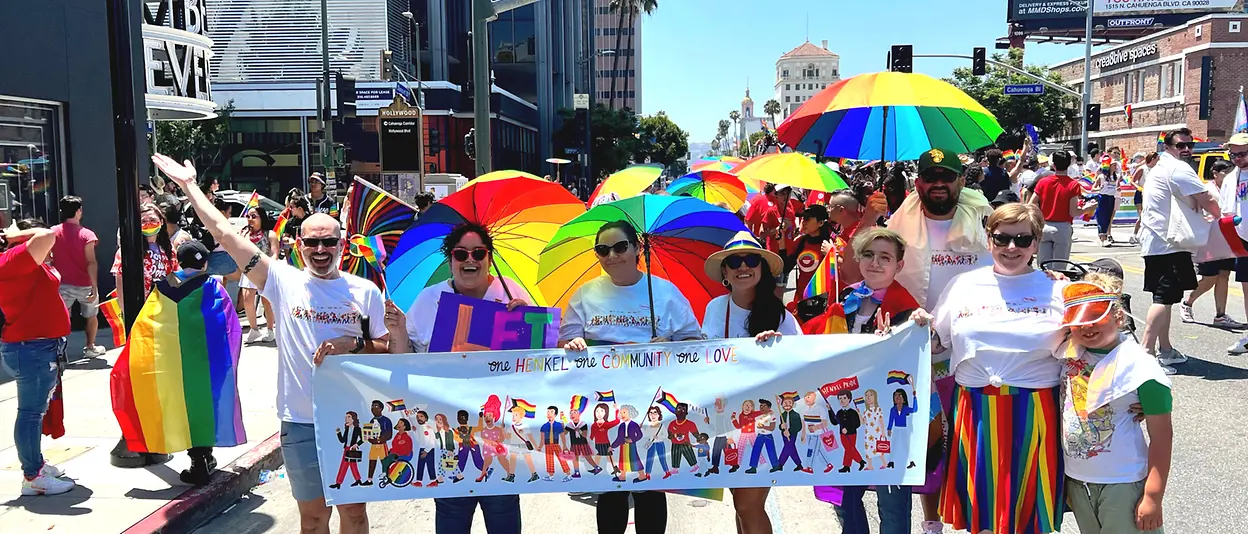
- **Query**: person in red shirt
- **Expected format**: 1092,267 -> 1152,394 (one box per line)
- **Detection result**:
391,418 -> 414,461
1029,150 -> 1085,265
0,221 -> 75,496
786,204 -> 832,303
666,403 -> 701,474
51,196 -> 104,356
745,184 -> 804,256
825,191 -> 878,288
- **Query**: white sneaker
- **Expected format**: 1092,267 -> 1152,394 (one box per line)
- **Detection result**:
245,329 -> 263,343
39,463 -> 64,479
921,520 -> 944,534
1179,303 -> 1196,323
83,345 -> 106,357
1228,337 -> 1248,355
1160,364 -> 1178,376
1157,349 -> 1188,366
260,328 -> 275,343
1214,315 -> 1248,329
21,473 -> 75,496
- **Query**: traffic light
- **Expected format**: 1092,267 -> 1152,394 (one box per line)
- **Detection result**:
890,45 -> 913,73
1085,103 -> 1101,133
335,72 -> 357,119
465,128 -> 476,160
1199,55 -> 1216,121
972,47 -> 986,76
380,50 -> 394,81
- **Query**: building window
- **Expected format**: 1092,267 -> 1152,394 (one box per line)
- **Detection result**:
1232,21 -> 1242,33
832,69 -> 838,77
785,84 -> 790,91
0,97 -> 65,223
785,96 -> 791,103
782,69 -> 789,79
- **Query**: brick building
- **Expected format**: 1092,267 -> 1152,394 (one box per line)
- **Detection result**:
1052,13 -> 1248,155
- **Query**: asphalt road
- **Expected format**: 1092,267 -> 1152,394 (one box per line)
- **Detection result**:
195,225 -> 1248,534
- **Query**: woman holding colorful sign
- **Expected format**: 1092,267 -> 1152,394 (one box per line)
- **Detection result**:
386,221 -> 532,534
698,231 -> 800,534
559,220 -> 702,534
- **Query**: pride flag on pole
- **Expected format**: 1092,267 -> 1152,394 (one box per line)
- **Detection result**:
100,298 -> 126,347
803,243 -> 839,299
240,190 -> 260,217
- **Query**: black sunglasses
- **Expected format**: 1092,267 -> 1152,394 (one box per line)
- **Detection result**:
594,240 -> 631,257
1231,150 -> 1248,159
989,233 -> 1037,248
1171,142 -> 1196,150
301,237 -> 340,248
919,171 -> 959,184
723,254 -> 763,269
451,247 -> 489,262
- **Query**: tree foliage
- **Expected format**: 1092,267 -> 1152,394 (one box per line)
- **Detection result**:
151,103 -> 235,184
634,111 -> 689,170
945,48 -> 1078,147
764,99 -> 782,127
553,104 -> 640,178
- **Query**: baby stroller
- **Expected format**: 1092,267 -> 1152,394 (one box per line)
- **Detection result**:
1039,258 -> 1138,338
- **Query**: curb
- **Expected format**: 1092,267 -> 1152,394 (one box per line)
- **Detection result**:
123,431 -> 284,534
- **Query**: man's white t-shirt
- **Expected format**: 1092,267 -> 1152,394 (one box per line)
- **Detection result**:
1230,168 -> 1248,241
559,274 -> 701,344
922,218 -> 994,310
259,262 -> 388,424
404,276 -> 533,353
1139,152 -> 1209,257
932,267 -> 1066,389
700,294 -> 802,340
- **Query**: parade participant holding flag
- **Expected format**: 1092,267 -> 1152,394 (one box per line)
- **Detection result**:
699,231 -> 799,534
239,206 -> 278,344
560,220 -> 702,534
152,153 -> 389,534
386,221 -> 531,533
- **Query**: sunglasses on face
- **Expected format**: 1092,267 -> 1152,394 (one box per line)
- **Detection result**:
451,247 -> 489,262
989,233 -> 1037,248
919,171 -> 959,184
1231,151 -> 1248,159
723,254 -> 762,270
301,237 -> 340,248
1171,142 -> 1195,150
594,240 -> 631,257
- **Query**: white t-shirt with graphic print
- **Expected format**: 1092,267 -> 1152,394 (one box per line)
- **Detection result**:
559,274 -> 702,345
260,261 -> 388,423
922,217 -> 994,310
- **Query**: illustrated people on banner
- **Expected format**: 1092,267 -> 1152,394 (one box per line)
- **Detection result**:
746,399 -> 778,474
479,396 -> 513,483
366,400 -> 393,485
391,418 -> 414,462
590,402 -> 621,476
732,399 -> 758,468
888,381 -> 918,469
642,406 -> 672,480
328,411 -> 364,489
611,405 -> 645,483
774,392 -> 805,472
861,389 -> 886,470
832,391 -> 866,472
454,410 -> 486,482
508,405 -> 540,483
434,413 -> 459,485
412,411 -> 438,486
694,433 -> 712,472
537,406 -> 571,481
703,395 -> 736,476
564,400 -> 600,477
667,402 -> 701,475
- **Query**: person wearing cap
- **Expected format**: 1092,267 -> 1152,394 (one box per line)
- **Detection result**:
1212,133 -> 1248,354
1030,150 -> 1084,265
884,147 -> 993,534
932,202 -> 1069,534
308,173 -> 341,219
1055,272 -> 1173,534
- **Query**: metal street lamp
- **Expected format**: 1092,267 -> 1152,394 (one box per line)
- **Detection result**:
577,49 -> 615,183
400,11 -> 425,108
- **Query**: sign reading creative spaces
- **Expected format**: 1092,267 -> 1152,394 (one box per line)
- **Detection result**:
312,324 -> 933,505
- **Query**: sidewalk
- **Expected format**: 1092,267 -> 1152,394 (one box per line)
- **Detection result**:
0,331 -> 282,533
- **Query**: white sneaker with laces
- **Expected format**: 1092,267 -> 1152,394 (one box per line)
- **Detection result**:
39,463 -> 64,479
260,328 -> 275,343
1228,337 -> 1248,355
245,328 -> 263,343
21,472 -> 75,496
1214,315 -> 1248,329
1179,303 -> 1195,323
1157,349 -> 1188,366
921,520 -> 944,534
1160,364 -> 1178,376
83,345 -> 107,357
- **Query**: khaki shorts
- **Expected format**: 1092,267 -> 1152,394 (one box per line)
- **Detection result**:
1066,478 -> 1163,534
59,285 -> 99,316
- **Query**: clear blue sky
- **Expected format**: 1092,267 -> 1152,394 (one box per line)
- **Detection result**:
640,0 -> 1100,142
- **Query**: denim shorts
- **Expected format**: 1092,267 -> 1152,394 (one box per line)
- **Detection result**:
206,250 -> 238,276
280,421 -> 325,502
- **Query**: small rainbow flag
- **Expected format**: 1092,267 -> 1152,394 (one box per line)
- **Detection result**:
656,390 -> 680,414
570,394 -> 589,414
273,212 -> 289,238
803,247 -> 838,299
240,190 -> 260,217
350,234 -> 388,268
596,390 -> 615,403
886,370 -> 911,385
1002,149 -> 1018,161
287,248 -> 305,269
778,391 -> 799,402
1157,132 -> 1166,143
101,298 -> 126,347
386,399 -> 406,412
512,398 -> 537,418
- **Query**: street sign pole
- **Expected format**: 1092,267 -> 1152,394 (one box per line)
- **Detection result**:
1080,0 -> 1095,156
472,0 -> 492,176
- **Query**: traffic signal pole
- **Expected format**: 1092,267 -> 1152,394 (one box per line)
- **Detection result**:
472,0 -> 492,176
321,0 -> 335,175
1080,0 -> 1094,155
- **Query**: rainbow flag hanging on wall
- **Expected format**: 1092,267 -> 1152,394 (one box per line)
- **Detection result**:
803,247 -> 838,299
100,298 -> 126,347
110,273 -> 245,454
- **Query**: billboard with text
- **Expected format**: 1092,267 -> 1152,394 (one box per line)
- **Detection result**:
1011,0 -> 1243,21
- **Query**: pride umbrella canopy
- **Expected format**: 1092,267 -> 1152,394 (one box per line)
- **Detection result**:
666,170 -> 749,212
776,71 -> 1005,161
537,195 -> 747,328
587,163 -> 665,206
386,178 -> 587,310
691,156 -> 745,173
730,152 -> 850,193
342,178 -> 419,292
476,170 -> 543,182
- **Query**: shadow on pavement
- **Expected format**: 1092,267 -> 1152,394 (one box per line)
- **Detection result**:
567,492 -> 602,508
124,464 -> 192,500
66,358 -> 113,371
190,493 -> 275,534
1176,357 -> 1248,381
1,485 -> 94,516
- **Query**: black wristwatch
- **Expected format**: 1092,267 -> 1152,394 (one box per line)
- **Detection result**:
349,336 -> 365,354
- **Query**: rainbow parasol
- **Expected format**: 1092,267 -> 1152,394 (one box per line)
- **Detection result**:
476,170 -> 544,183
665,170 -> 749,212
341,178 -> 418,291
587,163 -> 665,206
690,156 -> 746,173
730,152 -> 850,193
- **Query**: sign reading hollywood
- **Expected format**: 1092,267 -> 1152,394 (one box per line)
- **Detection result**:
142,0 -> 216,120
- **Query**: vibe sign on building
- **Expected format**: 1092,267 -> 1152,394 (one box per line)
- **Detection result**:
142,0 -> 217,120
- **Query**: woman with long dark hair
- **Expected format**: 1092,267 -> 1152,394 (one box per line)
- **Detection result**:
699,230 -> 801,534
239,207 -> 278,343
1093,155 -> 1121,246
111,203 -> 175,313
560,219 -> 702,534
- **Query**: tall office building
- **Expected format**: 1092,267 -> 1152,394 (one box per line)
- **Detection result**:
592,0 -> 642,111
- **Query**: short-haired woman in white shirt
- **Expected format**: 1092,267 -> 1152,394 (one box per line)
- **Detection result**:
560,220 -> 702,534
698,231 -> 799,534
932,203 -> 1069,534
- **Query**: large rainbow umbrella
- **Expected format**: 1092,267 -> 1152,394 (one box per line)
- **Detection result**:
476,170 -> 543,182
691,156 -> 745,172
587,163 -> 665,206
730,152 -> 850,193
666,170 -> 749,212
341,178 -> 418,292
385,178 -> 586,310
776,71 -> 1005,161
537,195 -> 746,327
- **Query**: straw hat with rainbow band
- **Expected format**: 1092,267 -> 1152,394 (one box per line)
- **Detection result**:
704,231 -> 785,283
1060,281 -> 1122,328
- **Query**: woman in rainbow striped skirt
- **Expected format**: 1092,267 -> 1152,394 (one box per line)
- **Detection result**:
930,203 -> 1069,534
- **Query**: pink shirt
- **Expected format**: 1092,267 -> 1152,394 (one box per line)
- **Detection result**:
52,221 -> 98,287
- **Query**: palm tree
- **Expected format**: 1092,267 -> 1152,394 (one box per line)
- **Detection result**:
764,99 -> 781,129
710,137 -> 721,155
717,119 -> 730,141
608,0 -> 658,110
728,110 -> 741,156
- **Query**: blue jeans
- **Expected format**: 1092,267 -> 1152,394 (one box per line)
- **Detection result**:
435,495 -> 521,534
832,485 -> 912,534
1,338 -> 65,478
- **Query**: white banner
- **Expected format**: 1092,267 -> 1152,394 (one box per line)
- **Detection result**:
312,324 -> 932,505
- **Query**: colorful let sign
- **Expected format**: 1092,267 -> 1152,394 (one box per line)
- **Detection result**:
428,293 -> 561,353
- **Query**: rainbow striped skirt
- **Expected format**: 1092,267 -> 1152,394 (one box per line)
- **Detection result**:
939,384 -> 1063,534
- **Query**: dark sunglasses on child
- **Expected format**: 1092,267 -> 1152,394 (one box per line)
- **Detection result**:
722,254 -> 762,269
594,240 -> 631,257
989,233 -> 1036,248
452,247 -> 489,262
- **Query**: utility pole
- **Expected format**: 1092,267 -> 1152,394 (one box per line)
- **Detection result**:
320,0 -> 335,178
1080,0 -> 1095,157
471,0 -> 540,176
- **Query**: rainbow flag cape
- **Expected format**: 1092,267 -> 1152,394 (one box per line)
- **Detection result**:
886,370 -> 911,385
570,394 -> 589,414
596,390 -> 615,403
109,273 -> 245,454
512,398 -> 537,418
803,246 -> 838,299
100,298 -> 126,347
656,390 -> 680,414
